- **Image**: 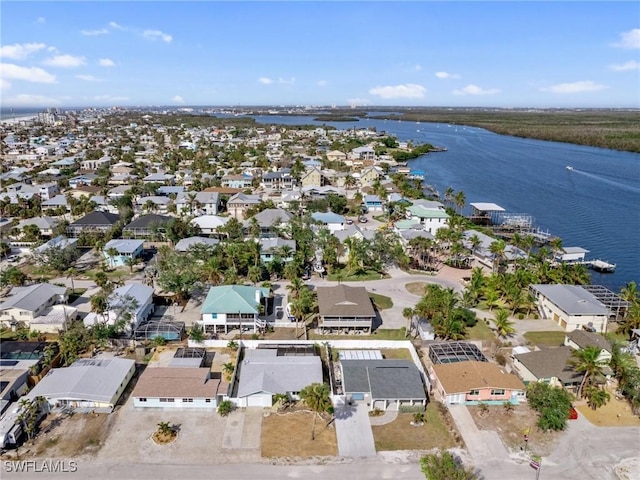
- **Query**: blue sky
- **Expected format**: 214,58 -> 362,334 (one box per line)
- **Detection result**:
1,1 -> 639,108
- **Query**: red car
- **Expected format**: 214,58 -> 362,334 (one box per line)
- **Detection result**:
568,406 -> 578,420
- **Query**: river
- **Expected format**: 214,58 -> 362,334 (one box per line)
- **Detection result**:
228,114 -> 640,292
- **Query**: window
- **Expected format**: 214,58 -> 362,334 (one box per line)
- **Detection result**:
491,389 -> 505,396
469,390 -> 480,396
205,399 -> 212,403
138,398 -> 147,402
182,398 -> 193,403
159,398 -> 175,403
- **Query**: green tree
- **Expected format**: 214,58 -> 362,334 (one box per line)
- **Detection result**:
526,382 -> 572,431
420,450 -> 478,480
570,345 -> 608,398
493,309 -> 515,338
217,399 -> 235,417
585,386 -> 610,410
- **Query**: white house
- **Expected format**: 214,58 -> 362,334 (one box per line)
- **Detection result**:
405,201 -> 449,235
199,285 -> 270,334
83,283 -> 154,332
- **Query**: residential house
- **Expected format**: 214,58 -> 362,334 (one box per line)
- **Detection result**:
463,230 -> 526,269
81,156 -> 111,171
15,216 -> 60,237
404,201 -> 449,235
123,214 -> 172,239
340,357 -> 427,411
311,212 -> 345,233
529,284 -> 611,333
326,150 -> 347,163
221,174 -> 253,189
132,367 -> 226,410
227,192 -> 261,219
364,194 -> 384,212
0,283 -> 69,330
249,208 -> 294,237
233,347 -> 323,408
512,347 -> 582,390
103,239 -> 144,268
68,211 -> 120,238
40,194 -> 70,213
199,285 -> 270,334
261,170 -> 297,190
143,172 -> 175,185
316,285 -> 377,333
358,166 -> 380,187
564,330 -> 613,363
26,358 -> 135,413
135,196 -> 171,215
351,146 -> 376,163
190,215 -> 230,236
32,236 -> 78,258
300,167 -> 323,188
68,173 -> 98,189
174,236 -> 220,253
175,191 -> 221,216
83,283 -> 154,332
430,360 -> 526,406
257,237 -> 296,263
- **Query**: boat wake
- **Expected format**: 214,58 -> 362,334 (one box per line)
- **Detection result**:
569,168 -> 640,194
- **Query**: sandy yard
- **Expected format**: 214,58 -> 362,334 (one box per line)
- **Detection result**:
575,388 -> 640,427
469,403 -> 564,456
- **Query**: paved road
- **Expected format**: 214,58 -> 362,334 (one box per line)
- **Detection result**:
1,460 -> 424,480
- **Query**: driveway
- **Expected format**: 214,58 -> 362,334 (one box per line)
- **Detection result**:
447,405 -> 509,463
333,400 -> 376,457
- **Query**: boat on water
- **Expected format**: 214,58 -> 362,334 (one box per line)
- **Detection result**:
589,259 -> 616,273
566,165 -> 574,171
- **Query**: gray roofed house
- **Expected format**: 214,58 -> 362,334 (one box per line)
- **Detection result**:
175,236 -> 220,252
530,284 -> 611,333
316,285 -> 376,333
234,349 -> 323,407
68,210 -> 120,237
175,191 -> 221,216
0,284 -> 68,329
340,359 -> 427,411
15,216 -> 60,236
26,358 -> 136,412
512,347 -> 582,388
123,214 -> 172,239
247,208 -> 294,237
564,329 -> 613,364
333,224 -> 376,243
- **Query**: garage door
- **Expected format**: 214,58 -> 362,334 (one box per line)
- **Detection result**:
247,394 -> 271,407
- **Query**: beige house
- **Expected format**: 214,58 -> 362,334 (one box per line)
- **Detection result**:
301,167 -> 323,188
358,166 -> 380,187
326,150 -> 347,163
530,284 -> 611,333
0,283 -> 69,329
317,285 -> 376,333
226,192 -> 261,219
564,330 -> 612,364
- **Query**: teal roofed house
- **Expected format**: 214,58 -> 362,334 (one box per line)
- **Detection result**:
200,285 -> 271,335
405,201 -> 449,235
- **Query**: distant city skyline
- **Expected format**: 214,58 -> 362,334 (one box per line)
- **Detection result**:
1,2 -> 639,109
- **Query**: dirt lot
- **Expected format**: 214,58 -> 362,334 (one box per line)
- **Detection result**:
371,405 -> 461,452
1,411 -> 116,460
575,388 -> 640,427
261,410 -> 337,458
469,403 -> 564,456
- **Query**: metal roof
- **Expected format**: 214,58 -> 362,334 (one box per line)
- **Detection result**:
340,359 -> 426,400
531,284 -> 611,316
429,342 -> 488,364
470,202 -> 505,212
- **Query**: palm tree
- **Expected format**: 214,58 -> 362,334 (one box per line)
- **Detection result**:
299,382 -> 332,440
65,267 -> 77,294
105,247 -> 119,269
156,421 -> 175,437
570,346 -> 608,398
287,277 -> 305,301
453,190 -> 466,214
124,256 -> 139,273
489,239 -> 506,273
493,309 -> 515,338
402,307 -> 415,338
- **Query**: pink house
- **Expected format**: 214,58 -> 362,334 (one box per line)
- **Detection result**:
431,361 -> 526,406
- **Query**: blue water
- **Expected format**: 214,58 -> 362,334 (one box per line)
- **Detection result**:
243,114 -> 640,292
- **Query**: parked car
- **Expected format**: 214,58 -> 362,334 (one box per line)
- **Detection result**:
358,216 -> 368,223
7,255 -> 19,263
345,218 -> 353,225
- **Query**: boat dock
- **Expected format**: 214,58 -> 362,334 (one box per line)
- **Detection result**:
586,259 -> 616,273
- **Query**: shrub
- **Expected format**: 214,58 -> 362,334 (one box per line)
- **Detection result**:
518,313 -> 525,320
217,400 -> 235,417
399,404 -> 427,413
527,382 -> 572,431
495,353 -> 507,366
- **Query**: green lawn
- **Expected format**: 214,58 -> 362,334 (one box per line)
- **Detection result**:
523,331 -> 567,347
466,320 -> 496,341
327,269 -> 387,282
369,293 -> 393,310
405,282 -> 428,296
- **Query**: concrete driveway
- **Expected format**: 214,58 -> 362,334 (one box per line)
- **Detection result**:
333,400 -> 376,457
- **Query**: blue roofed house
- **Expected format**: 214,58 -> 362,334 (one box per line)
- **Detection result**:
364,194 -> 384,212
257,237 -> 296,263
311,211 -> 345,233
199,285 -> 271,335
103,239 -> 145,268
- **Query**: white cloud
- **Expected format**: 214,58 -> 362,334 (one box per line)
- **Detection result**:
109,21 -> 125,30
142,30 -> 172,43
81,28 -> 109,36
435,71 -> 461,79
540,81 -> 608,94
452,84 -> 500,95
94,95 -> 130,102
369,83 -> 426,99
36,17 -> 45,24
609,60 -> 640,72
172,95 -> 185,104
76,74 -> 101,82
611,28 -> 640,49
0,63 -> 57,83
0,78 -> 11,90
98,58 -> 116,67
278,77 -> 296,86
0,42 -> 47,60
316,80 -> 328,87
3,94 -> 61,106
44,54 -> 86,68
258,77 -> 273,84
